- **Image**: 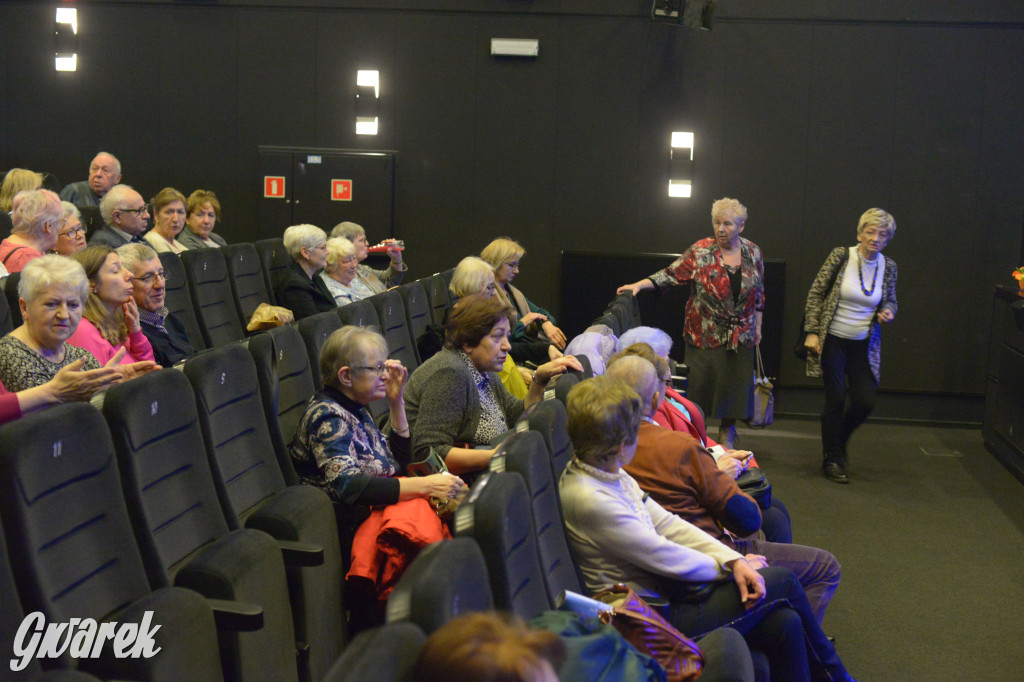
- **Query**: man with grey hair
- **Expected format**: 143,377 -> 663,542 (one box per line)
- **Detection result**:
59,152 -> 122,207
117,243 -> 194,367
607,354 -> 842,625
90,184 -> 150,247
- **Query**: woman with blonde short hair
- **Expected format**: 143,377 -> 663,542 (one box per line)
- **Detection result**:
319,237 -> 360,306
802,208 -> 898,483
480,237 -> 568,352
330,221 -> 407,299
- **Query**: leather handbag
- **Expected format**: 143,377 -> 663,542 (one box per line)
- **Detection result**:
748,346 -> 773,429
736,466 -> 772,510
593,584 -> 705,682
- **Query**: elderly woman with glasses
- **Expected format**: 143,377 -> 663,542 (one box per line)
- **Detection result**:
404,294 -> 581,478
0,255 -> 154,406
52,202 -> 88,256
0,189 -> 61,272
66,245 -> 155,365
143,187 -> 190,254
330,221 -> 407,300
274,224 -> 336,320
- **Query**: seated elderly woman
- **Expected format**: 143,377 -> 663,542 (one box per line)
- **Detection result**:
290,326 -> 464,628
0,255 -> 154,399
177,189 -> 226,249
481,237 -> 567,351
274,224 -> 336,320
53,202 -> 88,256
0,189 -> 61,272
331,221 -> 406,300
447,256 -> 562,399
66,245 -> 155,365
143,187 -> 189,254
404,294 -> 581,476
560,375 -> 854,682
319,237 -> 360,306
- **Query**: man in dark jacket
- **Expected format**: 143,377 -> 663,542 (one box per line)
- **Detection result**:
118,243 -> 194,367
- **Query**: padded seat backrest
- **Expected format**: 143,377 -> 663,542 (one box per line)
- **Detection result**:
0,278 -> 12,335
436,268 -> 455,288
181,248 -> 245,347
4,272 -> 21,329
421,275 -> 450,326
338,298 -> 380,329
78,205 -> 103,240
297,311 -> 343,392
386,537 -> 493,635
527,399 -> 575,481
591,310 -> 621,337
248,326 -> 318,485
183,344 -> 287,528
158,251 -> 207,351
0,404 -> 224,681
101,369 -> 232,587
490,431 -> 585,603
323,622 -> 425,682
370,289 -> 419,372
454,472 -> 551,620
397,281 -> 431,363
223,242 -> 273,324
254,237 -> 292,304
0,403 -> 154,625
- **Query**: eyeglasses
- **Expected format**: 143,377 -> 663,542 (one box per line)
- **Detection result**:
135,270 -> 168,285
59,226 -> 85,239
118,206 -> 149,215
350,362 -> 388,375
503,261 -> 520,270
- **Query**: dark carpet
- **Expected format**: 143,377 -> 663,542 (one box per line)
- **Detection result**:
737,418 -> 1024,681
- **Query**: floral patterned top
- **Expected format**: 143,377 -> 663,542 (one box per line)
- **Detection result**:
649,237 -> 765,351
289,386 -> 412,507
0,336 -> 101,392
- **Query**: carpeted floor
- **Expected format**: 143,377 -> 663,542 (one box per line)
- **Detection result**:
735,418 -> 1024,681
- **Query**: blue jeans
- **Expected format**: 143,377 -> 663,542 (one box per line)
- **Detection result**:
733,538 -> 841,624
667,567 -> 850,682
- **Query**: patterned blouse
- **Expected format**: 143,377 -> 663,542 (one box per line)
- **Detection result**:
649,237 -> 765,350
0,336 -> 101,392
457,351 -> 509,444
289,386 -> 412,507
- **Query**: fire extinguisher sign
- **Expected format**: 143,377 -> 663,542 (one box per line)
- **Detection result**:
264,176 -> 286,198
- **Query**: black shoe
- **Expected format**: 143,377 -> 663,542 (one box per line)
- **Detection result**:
823,460 -> 849,484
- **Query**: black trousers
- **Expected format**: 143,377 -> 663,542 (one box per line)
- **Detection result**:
819,333 -> 876,460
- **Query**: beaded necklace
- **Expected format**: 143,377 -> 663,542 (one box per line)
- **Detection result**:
857,248 -> 879,296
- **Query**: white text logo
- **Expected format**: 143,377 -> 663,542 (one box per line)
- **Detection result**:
11,611 -> 162,671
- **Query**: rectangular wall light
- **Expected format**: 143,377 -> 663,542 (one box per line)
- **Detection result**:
55,7 -> 78,72
491,38 -> 539,58
668,131 -> 694,198
355,69 -> 379,135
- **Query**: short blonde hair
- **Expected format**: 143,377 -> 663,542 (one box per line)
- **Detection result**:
566,375 -> 643,466
331,221 -> 365,242
711,197 -> 748,225
479,237 -> 526,271
283,224 -> 327,260
325,237 -> 356,266
150,187 -> 187,216
0,168 -> 43,212
18,254 -> 89,306
320,326 -> 387,390
187,189 -> 221,220
856,208 -> 896,239
449,256 -> 494,298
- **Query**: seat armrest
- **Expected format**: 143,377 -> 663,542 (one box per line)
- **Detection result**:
278,539 -> 324,567
207,598 -> 264,632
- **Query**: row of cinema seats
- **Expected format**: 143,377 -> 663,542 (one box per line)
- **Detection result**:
0,306 -> 607,681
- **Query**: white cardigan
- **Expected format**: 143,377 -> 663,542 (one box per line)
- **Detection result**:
559,457 -> 742,596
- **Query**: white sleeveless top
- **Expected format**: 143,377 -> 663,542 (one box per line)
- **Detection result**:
830,246 -> 885,340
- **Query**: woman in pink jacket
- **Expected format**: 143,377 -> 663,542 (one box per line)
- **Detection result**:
67,245 -> 155,364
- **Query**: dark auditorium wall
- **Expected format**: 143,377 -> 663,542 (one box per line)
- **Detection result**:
2,1 -> 1023,415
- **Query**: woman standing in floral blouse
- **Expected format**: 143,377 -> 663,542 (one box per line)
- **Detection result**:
618,198 -> 764,449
